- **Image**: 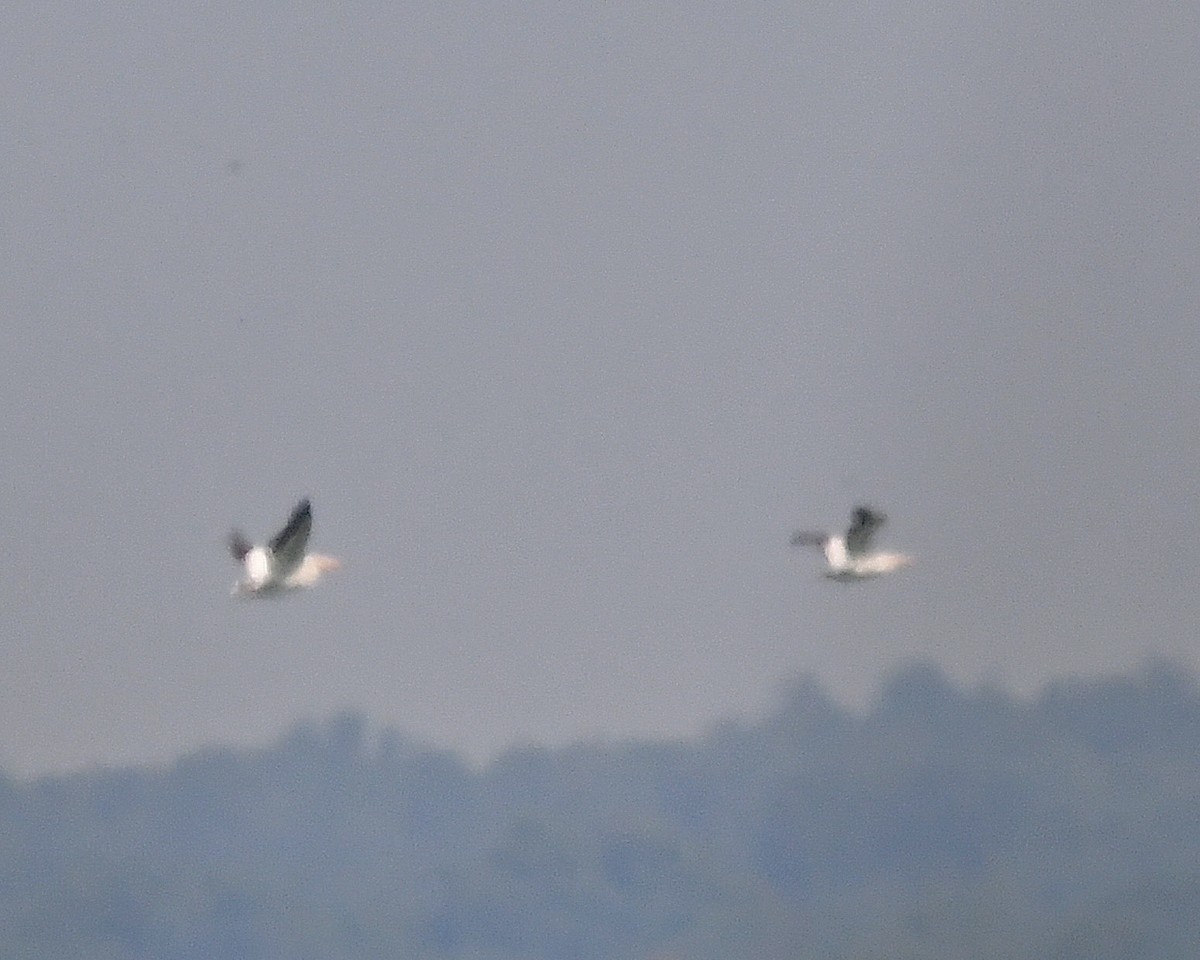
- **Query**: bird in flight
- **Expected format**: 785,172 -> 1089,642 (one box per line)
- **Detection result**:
229,498 -> 341,597
791,505 -> 913,580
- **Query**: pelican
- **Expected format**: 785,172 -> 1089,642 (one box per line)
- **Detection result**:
791,505 -> 913,581
229,498 -> 341,596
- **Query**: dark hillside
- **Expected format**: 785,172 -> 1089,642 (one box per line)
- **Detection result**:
5,659 -> 1199,959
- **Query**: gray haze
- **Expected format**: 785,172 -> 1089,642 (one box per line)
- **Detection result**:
2,0 -> 1197,776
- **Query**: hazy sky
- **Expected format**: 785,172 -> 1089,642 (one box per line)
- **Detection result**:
3,0 -> 1198,775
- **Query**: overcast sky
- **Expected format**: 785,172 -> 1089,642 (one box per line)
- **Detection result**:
2,0 -> 1197,776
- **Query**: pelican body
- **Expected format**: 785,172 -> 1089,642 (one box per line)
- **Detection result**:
230,498 -> 341,597
791,506 -> 913,581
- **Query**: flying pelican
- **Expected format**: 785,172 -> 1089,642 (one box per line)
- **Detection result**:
229,498 -> 341,596
791,505 -> 913,580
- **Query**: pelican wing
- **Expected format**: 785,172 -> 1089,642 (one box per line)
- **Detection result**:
229,530 -> 253,562
269,498 -> 313,577
845,506 -> 886,556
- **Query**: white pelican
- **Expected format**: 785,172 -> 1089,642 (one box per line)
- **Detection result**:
229,498 -> 341,597
791,505 -> 913,581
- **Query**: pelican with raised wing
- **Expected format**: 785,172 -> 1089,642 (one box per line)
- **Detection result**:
230,498 -> 341,596
791,505 -> 913,581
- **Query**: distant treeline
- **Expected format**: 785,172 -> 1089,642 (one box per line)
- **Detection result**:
4,658 -> 1200,959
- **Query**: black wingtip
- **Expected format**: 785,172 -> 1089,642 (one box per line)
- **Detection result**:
285,498 -> 313,528
229,530 -> 252,562
853,505 -> 886,525
269,498 -> 314,554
